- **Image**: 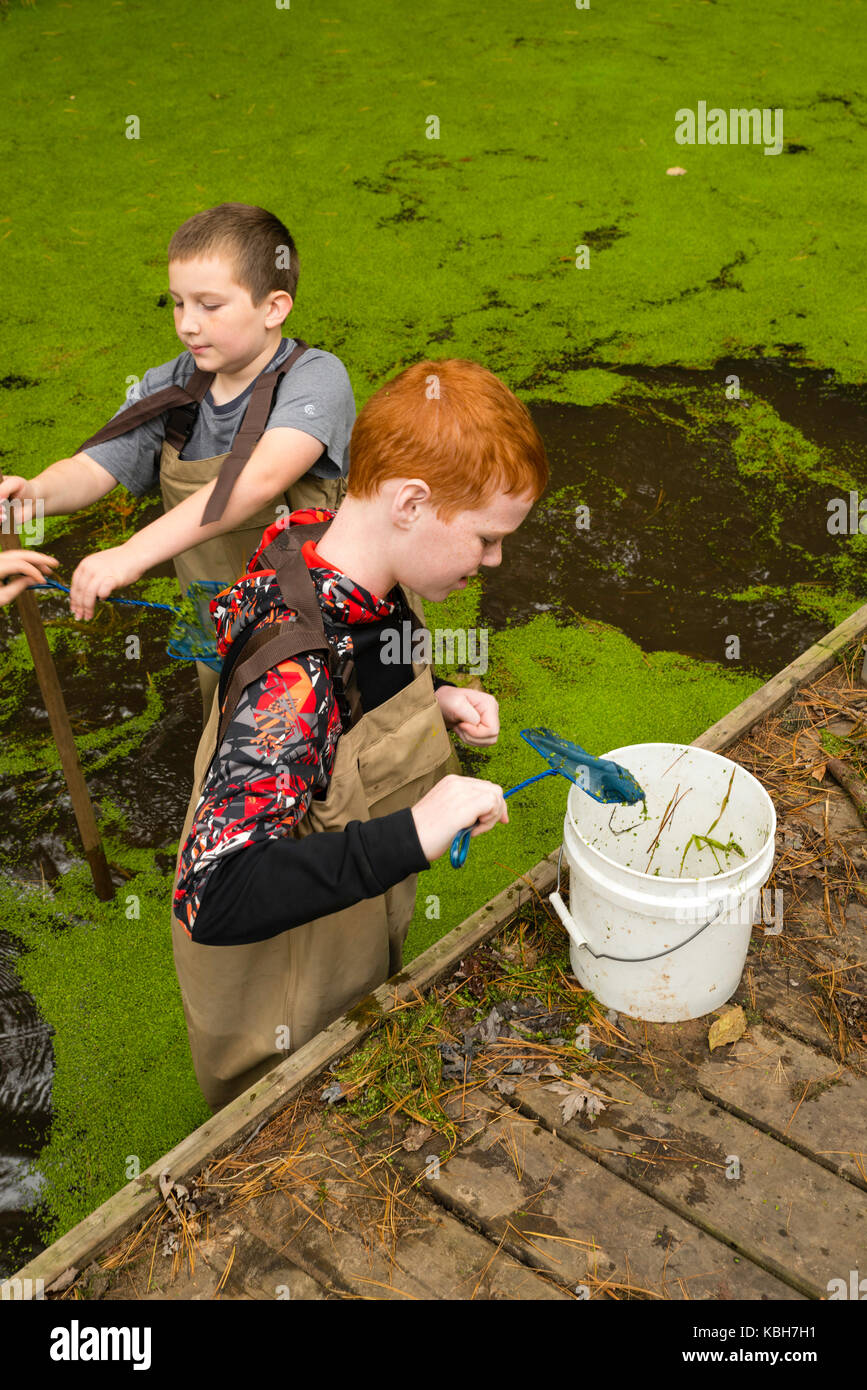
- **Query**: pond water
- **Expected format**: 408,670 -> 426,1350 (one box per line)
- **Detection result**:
487,359 -> 867,673
0,358 -> 864,1275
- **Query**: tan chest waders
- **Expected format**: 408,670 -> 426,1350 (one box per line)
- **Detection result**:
78,341 -> 348,722
170,519 -> 455,1111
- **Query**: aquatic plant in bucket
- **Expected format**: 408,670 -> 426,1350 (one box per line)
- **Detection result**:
548,744 -> 777,1022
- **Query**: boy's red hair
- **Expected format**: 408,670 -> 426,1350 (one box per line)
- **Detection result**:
347,359 -> 548,519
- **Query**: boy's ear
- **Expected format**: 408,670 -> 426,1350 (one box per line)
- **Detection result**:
265,290 -> 293,326
390,479 -> 432,530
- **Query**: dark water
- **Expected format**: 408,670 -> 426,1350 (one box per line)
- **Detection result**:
0,358 -> 865,1275
486,358 -> 867,674
0,932 -> 53,1274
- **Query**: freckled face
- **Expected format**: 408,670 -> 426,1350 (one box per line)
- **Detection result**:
403,489 -> 536,602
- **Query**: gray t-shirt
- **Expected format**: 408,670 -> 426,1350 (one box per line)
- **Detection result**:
82,337 -> 356,496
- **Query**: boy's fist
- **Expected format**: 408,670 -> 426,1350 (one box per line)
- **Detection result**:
0,549 -> 59,606
69,545 -> 144,620
435,684 -> 499,746
411,774 -> 508,863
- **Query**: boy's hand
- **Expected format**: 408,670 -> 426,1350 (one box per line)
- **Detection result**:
0,550 -> 59,606
0,476 -> 39,525
435,684 -> 500,746
69,545 -> 144,620
411,774 -> 508,863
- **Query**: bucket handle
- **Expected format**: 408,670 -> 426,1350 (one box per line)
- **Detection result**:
549,843 -> 726,964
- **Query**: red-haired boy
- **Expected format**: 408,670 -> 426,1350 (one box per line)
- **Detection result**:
171,359 -> 549,1109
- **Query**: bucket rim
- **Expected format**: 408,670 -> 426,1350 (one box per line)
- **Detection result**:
566,742 -> 777,887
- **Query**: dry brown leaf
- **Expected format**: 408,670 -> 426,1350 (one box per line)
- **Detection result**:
401,1123 -> 433,1152
45,1266 -> 78,1294
545,1074 -> 606,1123
708,1005 -> 748,1051
158,1170 -> 182,1221
811,763 -> 827,782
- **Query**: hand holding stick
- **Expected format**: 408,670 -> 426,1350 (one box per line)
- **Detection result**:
0,480 -> 114,899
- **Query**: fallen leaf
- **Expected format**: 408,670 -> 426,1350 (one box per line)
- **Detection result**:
500,942 -> 538,968
545,1074 -> 607,1124
560,1090 -> 586,1123
666,166 -> 687,175
708,1005 -> 748,1051
45,1266 -> 78,1294
158,1170 -> 183,1221
402,1123 -> 433,1151
810,763 -> 827,781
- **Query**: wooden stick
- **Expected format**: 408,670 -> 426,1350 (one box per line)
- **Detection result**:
694,601 -> 867,753
825,756 -> 867,829
0,500 -> 114,900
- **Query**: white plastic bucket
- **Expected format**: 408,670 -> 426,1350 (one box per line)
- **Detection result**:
548,743 -> 776,1022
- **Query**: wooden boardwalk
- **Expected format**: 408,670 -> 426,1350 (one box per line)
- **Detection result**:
15,615 -> 867,1302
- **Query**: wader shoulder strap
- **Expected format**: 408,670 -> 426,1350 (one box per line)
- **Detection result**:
78,337 -> 309,476
77,371 -> 213,454
213,517 -> 361,754
200,338 -> 310,526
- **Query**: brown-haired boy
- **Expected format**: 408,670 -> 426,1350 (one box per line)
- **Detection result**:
0,203 -> 355,719
171,358 -> 549,1109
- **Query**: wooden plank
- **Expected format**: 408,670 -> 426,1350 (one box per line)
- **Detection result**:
395,1093 -> 800,1300
694,1024 -> 867,1190
736,958 -> 841,1056
505,1067 -> 867,1299
209,1227 -> 333,1302
98,1220 -> 330,1302
242,1188 -> 570,1301
234,1121 -> 570,1301
694,604 -> 867,754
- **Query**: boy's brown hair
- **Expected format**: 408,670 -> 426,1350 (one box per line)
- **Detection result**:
347,359 -> 549,520
167,203 -> 299,304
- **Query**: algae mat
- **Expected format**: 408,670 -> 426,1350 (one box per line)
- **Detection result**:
0,0 -> 865,423
0,0 -> 865,1271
